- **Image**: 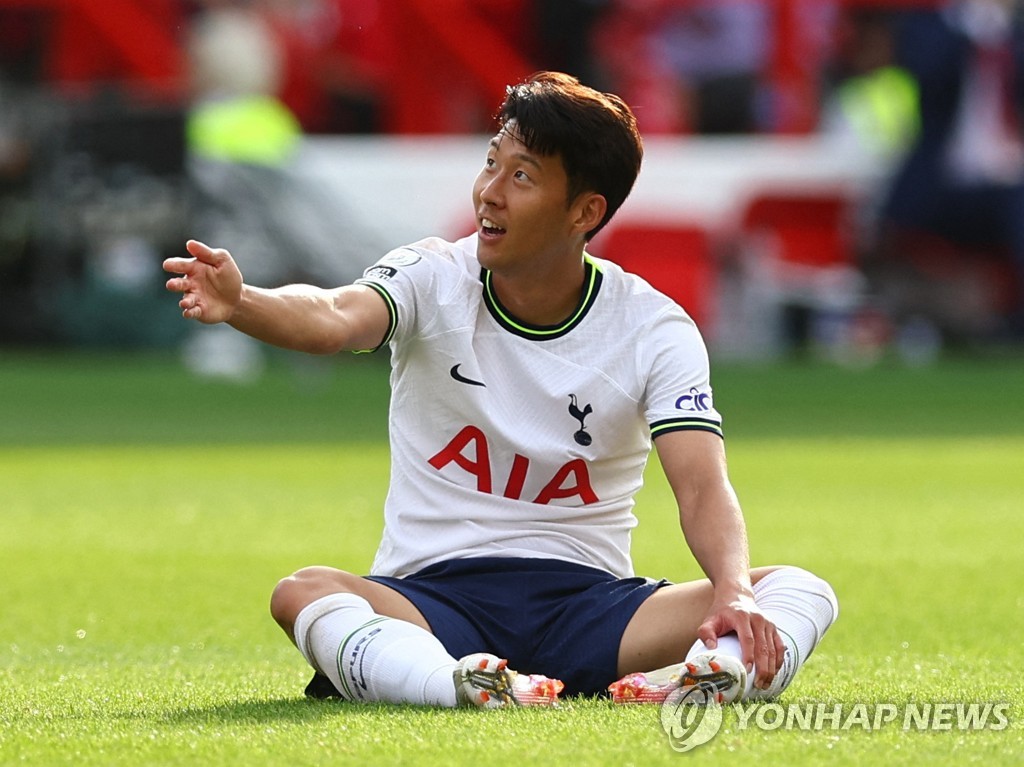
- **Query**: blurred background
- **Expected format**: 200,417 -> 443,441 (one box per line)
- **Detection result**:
2,0 -> 1023,376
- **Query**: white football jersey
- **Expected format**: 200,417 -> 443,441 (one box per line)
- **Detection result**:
355,235 -> 722,579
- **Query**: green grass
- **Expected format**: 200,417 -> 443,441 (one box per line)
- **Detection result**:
1,349 -> 1023,765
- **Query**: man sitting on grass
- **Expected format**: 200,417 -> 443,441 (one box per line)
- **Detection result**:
163,71 -> 837,708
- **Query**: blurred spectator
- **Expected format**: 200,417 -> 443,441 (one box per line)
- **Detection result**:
657,1 -> 772,134
819,8 -> 919,158
183,0 -> 385,377
187,2 -> 302,165
591,0 -> 840,135
873,0 -> 1024,340
260,0 -> 386,134
589,1 -> 785,134
588,0 -> 693,133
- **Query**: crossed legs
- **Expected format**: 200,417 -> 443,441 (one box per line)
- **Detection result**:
269,563 -> 837,705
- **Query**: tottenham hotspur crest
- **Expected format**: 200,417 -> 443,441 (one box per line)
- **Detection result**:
568,394 -> 593,446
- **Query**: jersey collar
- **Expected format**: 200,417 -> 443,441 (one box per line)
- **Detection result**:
480,256 -> 604,341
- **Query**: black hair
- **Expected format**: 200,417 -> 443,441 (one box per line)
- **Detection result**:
497,71 -> 643,239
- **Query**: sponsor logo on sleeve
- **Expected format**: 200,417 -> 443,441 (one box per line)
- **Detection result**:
362,250 -> 422,280
363,265 -> 398,280
675,387 -> 712,412
378,251 -> 421,268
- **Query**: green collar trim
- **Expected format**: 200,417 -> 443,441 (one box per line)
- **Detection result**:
481,256 -> 603,341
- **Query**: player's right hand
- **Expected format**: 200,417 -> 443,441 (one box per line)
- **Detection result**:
163,240 -> 243,324
696,591 -> 784,690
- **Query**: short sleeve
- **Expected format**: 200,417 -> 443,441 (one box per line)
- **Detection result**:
642,307 -> 723,439
353,241 -> 441,351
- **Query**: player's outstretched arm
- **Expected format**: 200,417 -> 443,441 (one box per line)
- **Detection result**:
163,240 -> 391,354
654,430 -> 786,690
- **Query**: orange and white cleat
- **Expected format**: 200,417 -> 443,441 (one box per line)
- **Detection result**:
609,653 -> 746,705
454,653 -> 564,709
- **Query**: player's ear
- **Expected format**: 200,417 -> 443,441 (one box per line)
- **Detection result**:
571,193 -> 607,236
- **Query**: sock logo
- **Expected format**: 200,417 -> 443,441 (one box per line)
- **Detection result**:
338,619 -> 388,701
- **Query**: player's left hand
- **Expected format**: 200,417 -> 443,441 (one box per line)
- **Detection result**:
697,591 -> 785,690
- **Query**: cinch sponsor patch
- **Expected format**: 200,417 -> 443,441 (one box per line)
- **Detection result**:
674,387 -> 713,412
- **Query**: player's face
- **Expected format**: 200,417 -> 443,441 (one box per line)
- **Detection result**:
472,127 -> 583,272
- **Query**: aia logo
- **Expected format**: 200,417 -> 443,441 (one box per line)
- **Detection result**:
675,387 -> 711,412
428,425 -> 598,505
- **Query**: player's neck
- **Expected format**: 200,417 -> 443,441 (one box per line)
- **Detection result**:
489,257 -> 587,327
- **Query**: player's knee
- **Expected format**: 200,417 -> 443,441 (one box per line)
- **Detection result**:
269,566 -> 362,627
808,570 -> 838,613
785,566 -> 838,613
269,573 -> 301,628
756,565 -> 839,623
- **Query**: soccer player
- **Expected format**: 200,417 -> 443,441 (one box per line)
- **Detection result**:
163,72 -> 837,708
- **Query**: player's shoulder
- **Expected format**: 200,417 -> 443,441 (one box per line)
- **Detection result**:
589,254 -> 689,322
395,235 -> 478,270
362,235 -> 479,286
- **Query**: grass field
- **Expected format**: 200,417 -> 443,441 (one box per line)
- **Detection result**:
2,348 -> 1023,765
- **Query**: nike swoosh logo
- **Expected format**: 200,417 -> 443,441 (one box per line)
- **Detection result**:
450,364 -> 486,387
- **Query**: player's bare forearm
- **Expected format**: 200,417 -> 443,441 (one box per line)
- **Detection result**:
679,483 -> 753,600
655,430 -> 784,680
227,284 -> 370,355
655,430 -> 752,591
164,240 -> 390,354
657,431 -> 787,686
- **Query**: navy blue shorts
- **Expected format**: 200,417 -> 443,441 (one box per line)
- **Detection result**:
366,557 -> 667,697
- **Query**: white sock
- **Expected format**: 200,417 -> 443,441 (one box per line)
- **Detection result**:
293,593 -> 460,706
685,566 -> 838,699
